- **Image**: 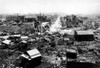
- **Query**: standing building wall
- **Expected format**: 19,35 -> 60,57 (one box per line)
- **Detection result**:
75,30 -> 94,41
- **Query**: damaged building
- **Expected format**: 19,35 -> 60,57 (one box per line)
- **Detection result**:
20,48 -> 42,68
66,49 -> 96,68
75,30 -> 94,41
24,16 -> 37,22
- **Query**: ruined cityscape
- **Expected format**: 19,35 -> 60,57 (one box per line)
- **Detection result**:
0,13 -> 100,68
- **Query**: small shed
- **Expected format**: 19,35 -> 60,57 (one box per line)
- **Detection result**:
66,49 -> 77,59
75,30 -> 94,41
20,49 -> 42,68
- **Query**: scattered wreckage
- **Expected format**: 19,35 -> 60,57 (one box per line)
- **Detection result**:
66,48 -> 96,68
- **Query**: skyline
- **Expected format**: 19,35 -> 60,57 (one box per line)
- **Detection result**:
0,0 -> 100,15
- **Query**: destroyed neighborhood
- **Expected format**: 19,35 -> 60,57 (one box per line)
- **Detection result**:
0,14 -> 100,68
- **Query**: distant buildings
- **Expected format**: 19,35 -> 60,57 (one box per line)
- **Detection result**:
6,15 -> 24,22
24,15 -> 37,22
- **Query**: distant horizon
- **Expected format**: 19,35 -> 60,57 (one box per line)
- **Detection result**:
0,12 -> 99,17
0,0 -> 100,16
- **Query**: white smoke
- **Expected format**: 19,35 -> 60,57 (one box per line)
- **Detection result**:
49,17 -> 62,32
49,16 -> 74,35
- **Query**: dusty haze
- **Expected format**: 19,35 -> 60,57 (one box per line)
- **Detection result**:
0,0 -> 100,15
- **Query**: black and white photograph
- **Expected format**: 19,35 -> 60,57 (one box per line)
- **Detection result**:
0,0 -> 100,68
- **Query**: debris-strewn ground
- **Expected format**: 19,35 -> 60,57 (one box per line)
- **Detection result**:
0,14 -> 100,68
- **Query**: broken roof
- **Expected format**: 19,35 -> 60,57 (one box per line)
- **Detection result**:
2,39 -> 11,44
10,34 -> 21,37
67,49 -> 77,53
21,36 -> 28,39
76,30 -> 94,35
21,49 -> 41,60
27,49 -> 41,57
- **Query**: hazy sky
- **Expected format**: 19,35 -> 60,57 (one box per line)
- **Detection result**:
0,0 -> 100,15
